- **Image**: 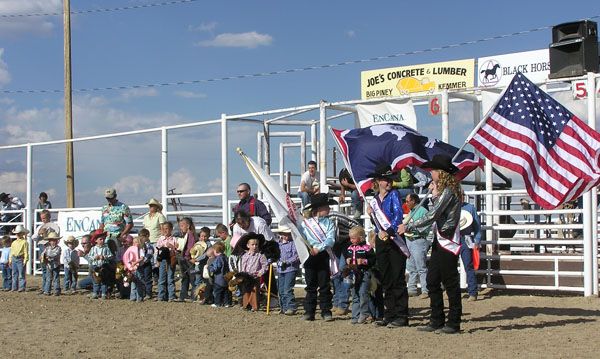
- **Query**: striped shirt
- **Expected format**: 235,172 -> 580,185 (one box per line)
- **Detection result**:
239,251 -> 268,278
86,245 -> 113,267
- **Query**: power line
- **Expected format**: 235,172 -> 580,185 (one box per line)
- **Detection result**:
1,14 -> 599,95
0,0 -> 200,18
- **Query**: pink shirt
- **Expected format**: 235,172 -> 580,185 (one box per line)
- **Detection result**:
156,235 -> 178,250
123,246 -> 141,271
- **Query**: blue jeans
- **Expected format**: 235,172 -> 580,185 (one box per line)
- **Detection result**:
350,190 -> 363,216
141,263 -> 153,297
351,270 -> 371,320
0,263 -> 11,289
11,256 -> 26,291
213,285 -> 229,306
406,237 -> 430,294
130,270 -> 145,301
78,275 -> 93,290
40,263 -> 47,292
460,236 -> 478,296
64,266 -> 78,291
298,191 -> 310,209
332,254 -> 350,310
44,266 -> 61,294
277,270 -> 297,311
92,265 -> 108,297
157,260 -> 176,301
190,265 -> 204,301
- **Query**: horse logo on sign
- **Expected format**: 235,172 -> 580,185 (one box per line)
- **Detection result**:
479,59 -> 502,87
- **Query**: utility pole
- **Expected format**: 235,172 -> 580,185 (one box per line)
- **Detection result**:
64,0 -> 75,207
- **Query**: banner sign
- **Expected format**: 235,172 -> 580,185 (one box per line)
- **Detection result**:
478,49 -> 549,88
56,210 -> 102,264
360,59 -> 475,99
356,100 -> 417,129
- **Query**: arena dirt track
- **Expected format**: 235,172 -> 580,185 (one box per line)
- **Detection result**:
1,277 -> 599,359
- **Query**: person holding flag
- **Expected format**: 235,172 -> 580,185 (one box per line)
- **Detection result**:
398,154 -> 463,334
300,193 -> 337,322
367,163 -> 410,328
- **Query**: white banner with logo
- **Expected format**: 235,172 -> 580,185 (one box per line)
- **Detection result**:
478,49 -> 550,88
356,100 -> 417,129
56,210 -> 102,264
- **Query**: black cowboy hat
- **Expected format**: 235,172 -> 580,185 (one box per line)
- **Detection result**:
304,193 -> 338,211
0,192 -> 9,201
420,154 -> 459,174
366,163 -> 396,180
233,232 -> 266,256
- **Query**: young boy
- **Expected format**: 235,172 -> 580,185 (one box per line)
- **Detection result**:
43,232 -> 62,295
63,236 -> 80,294
137,229 -> 154,300
156,222 -> 178,302
208,242 -> 230,307
86,230 -> 114,299
239,234 -> 268,311
190,229 -> 209,302
0,235 -> 12,291
274,224 -> 300,315
215,224 -> 232,256
9,225 -> 29,292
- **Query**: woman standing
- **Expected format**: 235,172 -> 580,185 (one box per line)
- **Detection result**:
143,198 -> 166,244
398,154 -> 463,334
367,164 -> 410,328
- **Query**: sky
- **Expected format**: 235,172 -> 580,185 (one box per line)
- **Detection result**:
0,0 -> 599,215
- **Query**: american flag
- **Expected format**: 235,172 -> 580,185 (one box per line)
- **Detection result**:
331,124 -> 482,196
468,72 -> 600,209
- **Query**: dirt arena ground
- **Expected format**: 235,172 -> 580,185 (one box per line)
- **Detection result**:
1,276 -> 599,359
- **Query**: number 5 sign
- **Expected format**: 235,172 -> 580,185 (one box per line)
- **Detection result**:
572,80 -> 600,100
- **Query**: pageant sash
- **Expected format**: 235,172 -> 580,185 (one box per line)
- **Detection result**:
369,197 -> 410,258
432,223 -> 461,255
303,217 -> 340,276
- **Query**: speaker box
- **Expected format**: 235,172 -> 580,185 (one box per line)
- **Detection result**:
549,20 -> 599,79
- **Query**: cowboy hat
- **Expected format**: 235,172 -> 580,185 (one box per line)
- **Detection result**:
366,163 -> 396,180
12,224 -> 29,235
459,210 -> 474,231
146,197 -> 163,211
233,232 -> 266,256
272,224 -> 292,233
45,231 -> 62,241
0,192 -> 9,201
64,235 -> 79,246
90,229 -> 108,242
420,154 -> 459,174
303,193 -> 338,211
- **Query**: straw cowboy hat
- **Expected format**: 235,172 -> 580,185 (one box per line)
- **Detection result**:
421,154 -> 459,175
45,231 -> 62,241
146,197 -> 163,211
64,235 -> 79,246
459,210 -> 474,231
12,224 -> 29,235
272,224 -> 292,233
303,193 -> 338,211
367,163 -> 396,180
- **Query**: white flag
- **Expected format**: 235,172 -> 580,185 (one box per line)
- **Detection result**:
356,100 -> 417,129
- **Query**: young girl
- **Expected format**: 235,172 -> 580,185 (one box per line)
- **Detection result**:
43,232 -> 62,296
274,225 -> 300,315
9,225 -> 29,292
0,235 -> 12,291
239,234 -> 268,311
62,236 -> 80,294
344,226 -> 375,324
208,242 -> 230,307
190,229 -> 209,302
123,236 -> 145,302
86,230 -> 114,299
156,222 -> 178,302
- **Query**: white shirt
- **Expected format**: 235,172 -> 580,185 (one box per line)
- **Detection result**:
231,216 -> 276,248
299,170 -> 319,193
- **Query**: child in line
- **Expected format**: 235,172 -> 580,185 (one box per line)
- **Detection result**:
123,236 -> 145,302
62,236 -> 80,294
43,232 -> 62,295
190,229 -> 209,302
344,226 -> 376,324
86,230 -> 114,299
137,229 -> 154,300
274,225 -> 300,315
9,225 -> 29,292
208,242 -> 230,307
215,223 -> 232,257
239,234 -> 268,312
156,222 -> 178,302
0,235 -> 12,291
203,247 -> 216,305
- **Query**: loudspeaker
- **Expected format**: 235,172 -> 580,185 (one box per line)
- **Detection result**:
548,20 -> 599,79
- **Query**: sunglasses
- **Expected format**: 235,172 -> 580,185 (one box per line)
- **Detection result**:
236,190 -> 247,193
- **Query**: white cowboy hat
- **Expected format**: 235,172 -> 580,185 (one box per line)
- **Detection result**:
64,235 -> 79,246
459,210 -> 474,231
146,197 -> 163,211
272,224 -> 292,233
12,224 -> 29,235
45,231 -> 62,241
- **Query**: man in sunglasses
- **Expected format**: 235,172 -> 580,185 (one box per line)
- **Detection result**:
231,183 -> 272,227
